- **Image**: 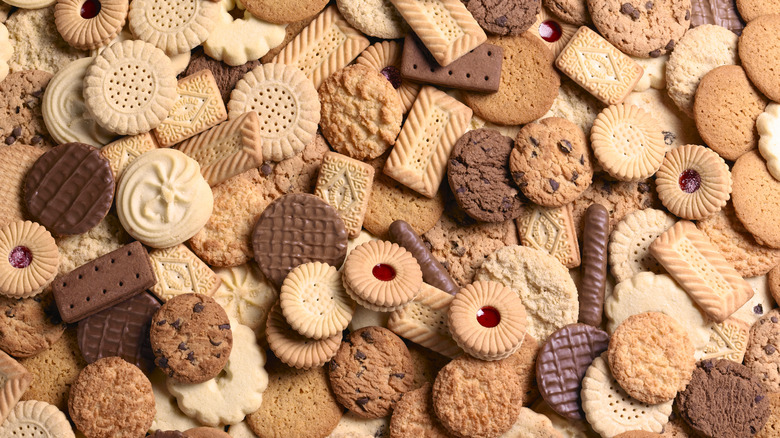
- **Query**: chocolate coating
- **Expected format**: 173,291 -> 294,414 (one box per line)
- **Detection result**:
690,0 -> 745,35
578,203 -> 609,326
388,220 -> 459,295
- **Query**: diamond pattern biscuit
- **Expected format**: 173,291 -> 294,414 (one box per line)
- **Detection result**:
148,244 -> 221,302
153,69 -> 227,148
177,111 -> 263,187
516,203 -> 580,269
100,133 -> 159,182
650,220 -> 754,323
0,350 -> 32,426
315,152 -> 375,238
555,26 -> 644,105
271,6 -> 369,90
384,86 -> 472,198
388,0 -> 486,67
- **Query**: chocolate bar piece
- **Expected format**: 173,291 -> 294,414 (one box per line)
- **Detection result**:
400,34 -> 502,93
388,220 -> 460,295
578,204 -> 609,327
52,242 -> 157,323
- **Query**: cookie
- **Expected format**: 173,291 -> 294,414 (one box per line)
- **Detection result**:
740,15 -> 780,102
678,359 -> 769,437
505,333 -> 542,405
504,407 -> 566,438
128,0 -> 219,55
510,117 -> 592,207
336,0 -> 409,38
432,354 -> 522,438
0,145 -> 44,228
0,400 -> 74,438
609,208 -> 676,282
203,0 -> 286,67
542,78 -> 604,140
757,392 -> 780,438
530,400 -> 599,438
529,6 -> 579,56
100,133 -> 158,182
476,245 -> 578,342
406,342 -> 451,391
266,304 -> 341,369
614,433 -> 662,438
516,203 -> 581,269
694,65 -> 767,161
0,220 -> 59,299
183,48 -> 260,105
466,0 -> 540,35
243,0 -> 328,24
744,309 -> 780,392
246,356 -> 342,438
555,26 -> 644,105
357,40 -> 420,114
591,104 -> 666,181
0,350 -> 32,425
447,129 -> 523,223
55,0 -> 128,50
55,213 -> 132,276
166,321 -> 268,427
735,275 -> 776,324
665,24 -> 739,117
631,54 -> 667,92
326,412 -> 390,438
588,0 -> 692,58
68,356 -> 154,438
6,7 -> 87,75
149,245 -> 220,303
462,33 -> 559,125
149,368 -> 201,433
150,293 -> 233,384
581,353 -> 673,437
228,63 -> 320,162
212,263 -> 278,341
116,148 -> 214,249
0,293 -> 65,359
623,88 -> 703,150
314,152 -> 375,238
389,383 -> 449,438
737,0 -> 780,21
700,316 -> 751,363
733,150 -> 780,248
655,144 -> 732,220
93,24 -> 192,75
329,326 -> 414,418
0,70 -> 53,149
758,102 -> 780,182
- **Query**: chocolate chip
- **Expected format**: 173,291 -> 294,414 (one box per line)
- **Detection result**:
31,89 -> 43,98
663,131 -> 675,145
170,319 -> 181,330
187,351 -> 195,363
665,40 -> 675,51
530,150 -> 537,158
157,319 -> 167,326
620,3 -> 640,20
558,139 -> 572,154
512,171 -> 525,181
4,136 -> 15,145
756,304 -> 765,315
571,170 -> 579,182
260,163 -> 273,175
645,1 -> 653,8
329,361 -> 339,371
649,49 -> 662,57
529,137 -> 539,147
455,186 -> 466,194
638,182 -> 650,193
360,330 -> 375,343
501,197 -> 512,211
11,127 -> 21,137
391,373 -> 405,379
218,323 -> 231,330
602,181 -> 613,194
157,356 -> 169,368
772,316 -> 778,323
30,135 -> 43,145
702,360 -> 714,371
765,345 -> 776,355
757,395 -> 766,403
685,9 -> 690,20
356,397 -> 370,409
178,342 -> 187,350
579,155 -> 585,165
480,177 -> 490,185
495,15 -> 507,26
209,339 -> 222,346
356,369 -> 364,378
193,302 -> 204,313
550,179 -> 559,192
4,309 -> 14,318
355,350 -> 367,361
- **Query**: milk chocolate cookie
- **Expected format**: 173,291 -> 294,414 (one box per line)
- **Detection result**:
464,0 -> 540,35
150,293 -> 233,384
447,129 -> 524,223
510,117 -> 592,207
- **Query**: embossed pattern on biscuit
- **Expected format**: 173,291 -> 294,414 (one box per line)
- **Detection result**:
212,263 -> 278,341
700,317 -> 750,362
128,0 -> 219,55
315,152 -> 375,238
148,244 -> 221,302
54,0 -> 127,50
0,400 -> 75,438
0,220 -> 59,299
0,350 -> 32,426
516,203 -> 580,269
266,304 -> 342,370
100,132 -> 158,182
356,40 -> 420,113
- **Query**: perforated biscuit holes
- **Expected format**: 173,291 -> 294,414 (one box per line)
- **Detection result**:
149,0 -> 196,30
419,0 -> 464,44
107,63 -> 154,112
249,83 -> 296,137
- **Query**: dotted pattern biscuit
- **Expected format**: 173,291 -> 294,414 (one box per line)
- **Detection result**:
609,209 -> 676,282
0,400 -> 74,438
128,0 -> 219,55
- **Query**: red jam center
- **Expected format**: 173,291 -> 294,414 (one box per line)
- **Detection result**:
679,169 -> 701,194
372,263 -> 396,281
539,20 -> 563,43
476,306 -> 501,328
380,66 -> 402,90
8,246 -> 32,269
80,0 -> 101,19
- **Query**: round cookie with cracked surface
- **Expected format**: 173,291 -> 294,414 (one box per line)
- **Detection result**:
465,0 -> 540,35
740,14 -> 780,103
677,359 -> 769,438
544,0 -> 590,24
757,392 -> 780,438
0,293 -> 65,358
737,0 -> 780,22
0,70 -> 53,149
510,117 -> 592,207
329,326 -> 414,419
588,0 -> 691,58
732,150 -> 780,249
336,0 -> 408,39
389,383 -> 450,438
744,309 -> 780,393
68,356 -> 155,438
150,293 -> 233,384
447,128 -> 524,223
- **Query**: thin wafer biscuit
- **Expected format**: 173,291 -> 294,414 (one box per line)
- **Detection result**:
128,0 -> 219,55
153,69 -> 227,148
387,282 -> 462,358
148,244 -> 221,302
516,203 -> 580,269
314,152 -> 375,238
266,304 -> 341,370
555,26 -> 643,105
383,86 -> 472,198
0,350 -> 32,425
0,145 -> 44,228
650,220 -> 754,323
100,133 -> 158,182
270,6 -> 369,89
388,0 -> 486,67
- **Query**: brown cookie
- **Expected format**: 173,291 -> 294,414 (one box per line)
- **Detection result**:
447,129 -> 524,223
677,359 -> 770,437
732,150 -> 780,249
465,0 -> 540,35
504,332 -> 541,405
691,0 -> 745,33
740,14 -> 780,102
544,0 -> 591,24
0,70 -> 54,149
510,117 -> 593,207
389,383 -> 450,438
182,48 -> 261,105
745,309 -> 780,393
242,0 -> 328,24
736,0 -> 780,22
757,392 -> 780,438
0,293 -> 65,358
329,326 -> 415,419
0,145 -> 45,228
150,293 -> 233,384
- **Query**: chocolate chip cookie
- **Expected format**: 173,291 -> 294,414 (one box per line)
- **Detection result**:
465,0 -> 540,35
745,309 -> 780,393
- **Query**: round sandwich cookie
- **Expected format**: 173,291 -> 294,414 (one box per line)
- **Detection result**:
0,220 -> 59,299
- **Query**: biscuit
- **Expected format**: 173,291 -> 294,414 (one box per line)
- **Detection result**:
732,150 -> 780,249
336,0 -> 409,38
243,0 -> 329,24
55,0 -> 127,50
203,0 -> 286,67
128,0 -> 219,55
740,14 -> 780,102
314,152 -> 375,238
325,412 -> 390,438
623,88 -> 703,150
7,7 -> 87,75
609,209 -> 676,283
266,304 -> 341,369
737,0 -> 780,21
0,350 -> 32,425
212,263 -> 278,342
530,400 -> 599,438
0,70 -> 54,149
700,316 -> 751,363
744,309 -> 780,392
516,203 -> 581,269
529,7 -> 579,57
467,0 -> 540,35
183,48 -> 261,105
0,145 -> 45,228
0,400 -> 74,438
505,333 -> 542,405
0,294 -> 65,359
543,77 -> 605,137
504,406 -> 567,437
92,24 -> 192,75
631,54 -> 667,92
148,244 -> 221,302
100,133 -> 158,182
758,102 -> 780,181
357,40 -> 420,113
577,204 -> 610,327
0,221 -> 59,299
148,369 -> 200,433
389,383 -> 450,438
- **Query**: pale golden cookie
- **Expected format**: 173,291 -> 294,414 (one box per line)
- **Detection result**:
128,0 -> 220,55
0,221 -> 59,299
266,304 -> 341,369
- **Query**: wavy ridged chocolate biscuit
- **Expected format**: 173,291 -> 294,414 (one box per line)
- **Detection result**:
690,0 -> 744,34
536,323 -> 609,420
388,220 -> 459,295
578,204 -> 609,327
24,142 -> 114,236
252,193 -> 348,288
77,292 -> 160,373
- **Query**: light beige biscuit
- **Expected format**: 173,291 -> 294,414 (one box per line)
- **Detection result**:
148,244 -> 221,302
92,24 -> 191,75
271,6 -> 369,90
148,369 -> 201,433
314,152 -> 375,239
55,0 -> 128,51
388,0 -> 486,66
356,40 -> 420,114
738,275 -> 777,325
203,0 -> 286,67
700,317 -> 750,363
0,23 -> 10,85
337,0 -> 409,39
128,0 -> 220,55
0,400 -> 75,438
757,102 -> 780,182
650,220 -> 754,323
623,88 -> 703,151
84,40 -> 178,135
555,26 -> 644,105
177,112 -> 263,187
4,0 -> 56,8
7,7 -> 87,75
542,77 -> 605,137
212,263 -> 278,342
325,411 -> 390,438
227,63 -> 320,162
266,304 -> 341,370
631,54 -> 667,92
531,399 -> 600,438
609,208 -> 676,282
516,203 -> 580,269
503,407 -> 564,438
387,282 -> 462,358
0,145 -> 45,228
100,133 -> 158,182
0,350 -> 32,426
383,86 -> 472,198
153,69 -> 227,148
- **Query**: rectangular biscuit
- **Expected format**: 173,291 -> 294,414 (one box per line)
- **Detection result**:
649,220 -> 754,323
153,69 -> 228,147
52,241 -> 157,323
389,0 -> 486,67
314,152 -> 375,238
177,111 -> 263,187
555,26 -> 644,105
0,350 -> 32,425
271,6 -> 369,89
383,86 -> 472,198
148,244 -> 221,302
99,133 -> 158,182
516,203 -> 580,268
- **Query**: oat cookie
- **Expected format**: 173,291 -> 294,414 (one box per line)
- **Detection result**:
55,214 -> 131,275
740,14 -> 780,102
356,40 -> 420,114
7,7 -> 87,75
266,304 -> 341,369
203,0 -> 286,67
466,0 -> 540,35
337,0 -> 409,38
55,0 -> 128,50
0,145 -> 45,228
389,383 -> 449,438
129,0 -> 219,55
544,0 -> 589,24
212,263 -> 278,341
0,70 -> 53,149
744,309 -> 780,392
609,209 -> 676,282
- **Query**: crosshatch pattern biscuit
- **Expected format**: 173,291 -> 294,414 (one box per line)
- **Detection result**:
650,220 -> 754,323
516,203 -> 580,269
383,86 -> 472,198
556,26 -> 644,105
271,6 -> 369,90
314,152 -> 375,238
100,133 -> 158,182
128,0 -> 220,55
148,244 -> 221,302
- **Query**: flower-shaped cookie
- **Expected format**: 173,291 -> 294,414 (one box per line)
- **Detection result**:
203,0 -> 286,66
0,221 -> 59,298
128,0 -> 219,55
55,0 -> 127,50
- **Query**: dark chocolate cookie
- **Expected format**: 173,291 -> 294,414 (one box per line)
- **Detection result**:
465,0 -> 540,35
150,293 -> 233,384
447,128 -> 524,223
183,48 -> 261,105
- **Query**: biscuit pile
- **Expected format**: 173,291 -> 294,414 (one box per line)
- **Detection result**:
1,0 -> 780,437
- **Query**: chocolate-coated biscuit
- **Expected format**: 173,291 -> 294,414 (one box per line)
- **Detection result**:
690,0 -> 744,34
388,220 -> 459,295
578,203 -> 609,327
